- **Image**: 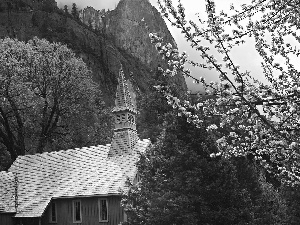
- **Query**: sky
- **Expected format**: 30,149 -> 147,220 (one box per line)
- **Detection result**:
56,0 -> 263,93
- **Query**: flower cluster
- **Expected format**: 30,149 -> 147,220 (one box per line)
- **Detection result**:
151,0 -> 300,185
154,85 -> 203,127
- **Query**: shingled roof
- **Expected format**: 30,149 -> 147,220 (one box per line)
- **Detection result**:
0,139 -> 150,218
0,171 -> 15,213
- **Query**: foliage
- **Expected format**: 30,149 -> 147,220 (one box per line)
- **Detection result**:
255,180 -> 288,224
281,184 -> 300,224
136,67 -> 173,142
123,114 -> 289,224
0,146 -> 11,171
234,157 -> 289,224
0,37 -> 109,165
123,114 -> 263,225
63,5 -> 68,14
40,0 -> 57,13
71,3 -> 80,20
149,0 -> 300,185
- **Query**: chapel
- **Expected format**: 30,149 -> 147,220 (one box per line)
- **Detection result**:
0,68 -> 150,225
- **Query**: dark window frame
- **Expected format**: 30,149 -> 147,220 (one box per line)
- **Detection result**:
98,198 -> 108,222
72,200 -> 82,223
49,201 -> 57,223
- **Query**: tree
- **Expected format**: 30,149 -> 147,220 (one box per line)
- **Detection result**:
63,5 -> 68,14
136,67 -> 173,142
71,3 -> 79,20
123,111 -> 289,224
149,0 -> 300,185
233,157 -> 289,224
0,37 -> 107,165
282,184 -> 300,224
41,0 -> 56,13
123,113 -> 259,225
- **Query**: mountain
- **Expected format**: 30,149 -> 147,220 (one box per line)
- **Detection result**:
79,0 -> 187,98
79,7 -> 106,31
80,0 -> 177,68
0,0 -> 187,103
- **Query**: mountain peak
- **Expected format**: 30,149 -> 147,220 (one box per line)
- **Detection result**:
108,0 -> 176,67
80,0 -> 176,68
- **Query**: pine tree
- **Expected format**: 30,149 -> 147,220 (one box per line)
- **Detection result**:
63,5 -> 68,14
122,113 -> 255,225
71,3 -> 79,20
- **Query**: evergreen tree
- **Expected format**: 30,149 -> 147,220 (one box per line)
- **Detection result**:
137,68 -> 170,142
233,157 -> 288,224
41,0 -> 56,13
124,86 -> 289,224
71,3 -> 79,20
281,185 -> 300,224
122,113 -> 255,225
63,5 -> 68,14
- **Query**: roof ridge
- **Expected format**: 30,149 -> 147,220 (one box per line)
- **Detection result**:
14,144 -> 110,160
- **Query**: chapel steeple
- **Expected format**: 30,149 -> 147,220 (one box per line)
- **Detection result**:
108,67 -> 139,157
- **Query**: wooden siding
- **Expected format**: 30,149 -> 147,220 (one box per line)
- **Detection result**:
0,213 -> 15,225
16,217 -> 40,225
42,196 -> 124,225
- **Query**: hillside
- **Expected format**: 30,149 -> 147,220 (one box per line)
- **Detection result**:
0,0 -> 188,168
0,0 -> 187,104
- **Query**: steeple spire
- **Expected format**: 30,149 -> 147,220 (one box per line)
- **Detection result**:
112,66 -> 137,114
108,67 -> 139,157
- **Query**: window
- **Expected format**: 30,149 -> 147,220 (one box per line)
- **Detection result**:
128,114 -> 135,124
49,202 -> 57,223
72,200 -> 82,223
116,114 -> 121,124
121,113 -> 126,122
134,174 -> 141,184
98,198 -> 108,222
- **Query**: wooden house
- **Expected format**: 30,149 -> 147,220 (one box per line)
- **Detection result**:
0,68 -> 150,225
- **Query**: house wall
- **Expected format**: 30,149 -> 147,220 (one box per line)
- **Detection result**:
41,196 -> 124,225
0,213 -> 15,225
16,217 -> 40,225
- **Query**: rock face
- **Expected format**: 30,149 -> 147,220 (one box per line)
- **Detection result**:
79,0 -> 187,97
107,0 -> 176,68
80,0 -> 176,68
79,7 -> 106,31
0,0 -> 187,103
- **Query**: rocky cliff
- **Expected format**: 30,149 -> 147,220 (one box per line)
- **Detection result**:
80,0 -> 177,68
107,0 -> 177,68
0,0 -> 187,103
79,7 -> 106,31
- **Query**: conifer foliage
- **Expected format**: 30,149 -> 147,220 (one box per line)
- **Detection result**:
71,3 -> 80,20
122,113 -> 255,225
123,110 -> 289,224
